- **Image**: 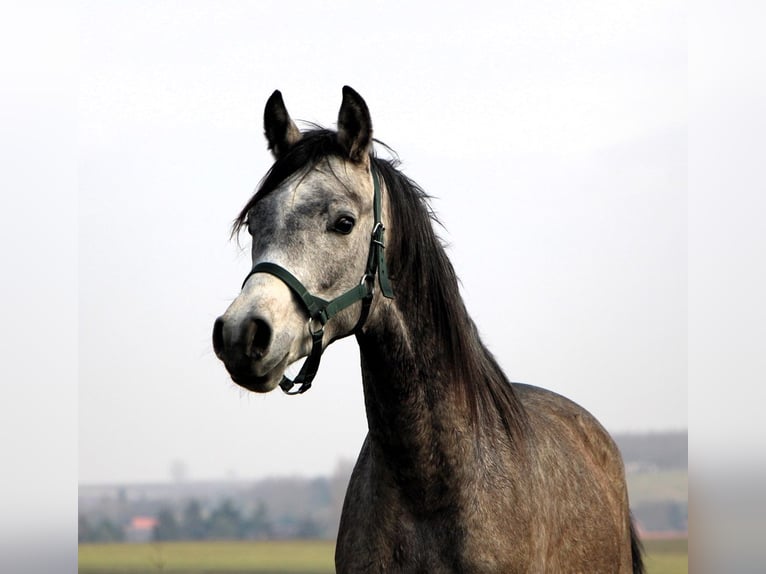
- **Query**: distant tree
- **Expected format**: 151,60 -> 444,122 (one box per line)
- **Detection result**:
78,514 -> 92,543
79,515 -> 124,543
99,519 -> 125,542
153,507 -> 181,541
307,477 -> 332,507
667,501 -> 688,531
207,499 -> 244,540
181,499 -> 207,540
295,515 -> 321,539
244,501 -> 273,540
633,501 -> 688,533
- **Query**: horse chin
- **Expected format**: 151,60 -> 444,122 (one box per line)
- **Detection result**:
230,372 -> 282,394
228,355 -> 290,394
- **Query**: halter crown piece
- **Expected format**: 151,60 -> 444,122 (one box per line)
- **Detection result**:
240,165 -> 394,395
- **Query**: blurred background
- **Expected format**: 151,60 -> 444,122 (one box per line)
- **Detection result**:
80,0 -> 686,486
76,2 -> 689,565
7,0 -> 732,572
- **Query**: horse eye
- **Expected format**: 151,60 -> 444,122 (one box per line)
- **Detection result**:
333,215 -> 356,235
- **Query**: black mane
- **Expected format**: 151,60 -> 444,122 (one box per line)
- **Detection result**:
373,157 -> 528,446
235,128 -> 528,445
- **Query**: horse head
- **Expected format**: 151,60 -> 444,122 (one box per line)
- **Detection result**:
213,87 -> 387,394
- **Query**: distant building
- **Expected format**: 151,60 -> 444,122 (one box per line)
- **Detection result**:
124,516 -> 158,543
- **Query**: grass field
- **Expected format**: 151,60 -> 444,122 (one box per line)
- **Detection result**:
642,537 -> 688,574
79,538 -> 687,573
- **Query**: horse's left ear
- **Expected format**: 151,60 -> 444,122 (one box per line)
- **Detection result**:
337,86 -> 373,164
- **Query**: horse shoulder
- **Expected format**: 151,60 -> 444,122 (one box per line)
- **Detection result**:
512,383 -> 625,477
509,383 -> 634,572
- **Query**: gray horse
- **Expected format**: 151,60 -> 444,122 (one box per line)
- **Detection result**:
213,87 -> 644,573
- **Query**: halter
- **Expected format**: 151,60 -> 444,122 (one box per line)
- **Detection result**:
240,165 -> 394,395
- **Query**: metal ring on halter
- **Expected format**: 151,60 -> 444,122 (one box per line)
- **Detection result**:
360,272 -> 375,290
307,316 -> 324,337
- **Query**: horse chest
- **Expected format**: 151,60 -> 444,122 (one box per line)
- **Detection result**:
337,513 -> 525,574
336,509 -> 471,574
336,455 -> 528,573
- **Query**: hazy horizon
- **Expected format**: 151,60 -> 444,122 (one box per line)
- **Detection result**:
78,429 -> 689,487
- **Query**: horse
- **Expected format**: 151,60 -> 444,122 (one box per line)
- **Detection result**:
213,86 -> 644,573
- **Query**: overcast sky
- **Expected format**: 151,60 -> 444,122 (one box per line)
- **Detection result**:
78,0 -> 687,485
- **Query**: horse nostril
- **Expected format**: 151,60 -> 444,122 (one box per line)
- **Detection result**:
212,317 -> 226,358
246,318 -> 272,359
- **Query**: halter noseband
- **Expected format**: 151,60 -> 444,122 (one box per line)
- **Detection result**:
240,165 -> 394,395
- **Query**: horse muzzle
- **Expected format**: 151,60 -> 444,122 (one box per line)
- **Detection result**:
212,314 -> 286,393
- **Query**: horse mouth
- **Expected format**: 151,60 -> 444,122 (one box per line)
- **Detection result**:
226,354 -> 290,394
230,372 -> 280,393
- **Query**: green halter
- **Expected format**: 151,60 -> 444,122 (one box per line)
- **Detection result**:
241,165 -> 394,395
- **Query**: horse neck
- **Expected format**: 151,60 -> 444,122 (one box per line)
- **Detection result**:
356,279 -> 503,509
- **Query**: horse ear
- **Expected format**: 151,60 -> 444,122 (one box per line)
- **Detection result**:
337,86 -> 373,164
264,90 -> 302,159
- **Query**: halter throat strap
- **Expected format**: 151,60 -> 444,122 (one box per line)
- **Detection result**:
240,164 -> 393,395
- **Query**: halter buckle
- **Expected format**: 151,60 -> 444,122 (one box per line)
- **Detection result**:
371,222 -> 385,248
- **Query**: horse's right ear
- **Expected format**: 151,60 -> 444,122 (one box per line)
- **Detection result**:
264,90 -> 302,159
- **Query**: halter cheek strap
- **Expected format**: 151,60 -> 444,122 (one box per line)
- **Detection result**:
240,164 -> 394,395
